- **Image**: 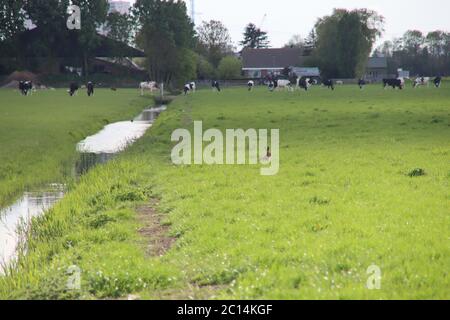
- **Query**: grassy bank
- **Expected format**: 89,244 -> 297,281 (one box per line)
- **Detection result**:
1,85 -> 449,299
0,88 -> 151,207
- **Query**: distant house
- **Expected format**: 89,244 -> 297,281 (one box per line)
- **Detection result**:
365,57 -> 388,82
241,48 -> 304,78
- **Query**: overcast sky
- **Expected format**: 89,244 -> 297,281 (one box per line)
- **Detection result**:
126,0 -> 450,48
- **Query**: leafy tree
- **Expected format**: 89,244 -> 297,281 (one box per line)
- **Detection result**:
196,54 -> 215,79
384,30 -> 450,76
177,47 -> 197,85
105,11 -> 134,45
23,0 -> 70,60
217,55 -> 241,79
0,0 -> 26,41
313,9 -> 384,78
425,31 -> 445,56
22,0 -> 108,75
71,0 -> 109,76
240,23 -> 269,49
196,20 -> 233,67
133,0 -> 196,86
402,30 -> 424,55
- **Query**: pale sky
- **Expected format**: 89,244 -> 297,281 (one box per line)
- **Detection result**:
125,0 -> 450,48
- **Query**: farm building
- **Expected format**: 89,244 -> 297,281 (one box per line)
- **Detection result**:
241,48 -> 305,78
0,27 -> 145,76
365,57 -> 388,82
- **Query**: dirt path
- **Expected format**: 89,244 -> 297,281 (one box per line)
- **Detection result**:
137,200 -> 176,257
136,200 -> 226,300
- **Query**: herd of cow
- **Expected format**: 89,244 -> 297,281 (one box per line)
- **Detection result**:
244,76 -> 442,92
17,76 -> 443,97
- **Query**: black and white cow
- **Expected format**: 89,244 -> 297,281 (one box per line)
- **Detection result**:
69,83 -> 79,96
184,83 -> 191,95
433,76 -> 442,88
383,78 -> 404,90
297,77 -> 311,91
322,79 -> 334,90
189,82 -> 196,92
183,82 -> 196,95
268,81 -> 275,92
87,82 -> 94,96
212,80 -> 221,92
18,81 -> 33,95
413,77 -> 430,88
276,79 -> 293,91
358,79 -> 366,89
140,81 -> 157,96
248,80 -> 255,91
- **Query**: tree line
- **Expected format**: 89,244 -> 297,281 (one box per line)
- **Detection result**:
375,30 -> 450,76
2,1 -> 447,86
0,0 -> 271,87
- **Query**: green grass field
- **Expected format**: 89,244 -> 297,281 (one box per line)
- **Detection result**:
0,88 -> 151,207
0,85 -> 449,299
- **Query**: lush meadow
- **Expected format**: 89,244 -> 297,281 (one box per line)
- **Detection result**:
0,84 -> 449,299
0,88 -> 151,207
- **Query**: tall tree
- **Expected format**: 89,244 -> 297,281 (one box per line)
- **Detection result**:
22,0 -> 71,72
217,55 -> 242,79
240,23 -> 269,49
105,11 -> 134,45
71,0 -> 108,76
402,30 -> 424,55
23,0 -> 108,75
133,0 -> 196,86
0,0 -> 26,41
425,31 -> 445,56
313,9 -> 384,78
196,20 -> 233,67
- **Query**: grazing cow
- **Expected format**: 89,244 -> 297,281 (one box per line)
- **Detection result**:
248,80 -> 255,91
358,79 -> 366,89
297,77 -> 311,91
69,83 -> 79,96
189,82 -> 196,92
183,83 -> 191,95
268,81 -> 275,92
140,81 -> 157,96
383,78 -> 404,90
87,82 -> 94,96
433,76 -> 442,88
18,81 -> 33,95
322,79 -> 335,90
276,79 -> 293,91
413,77 -> 430,88
212,80 -> 221,92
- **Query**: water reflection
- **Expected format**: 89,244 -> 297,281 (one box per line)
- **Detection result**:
0,106 -> 167,273
75,106 -> 166,175
0,186 -> 65,274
